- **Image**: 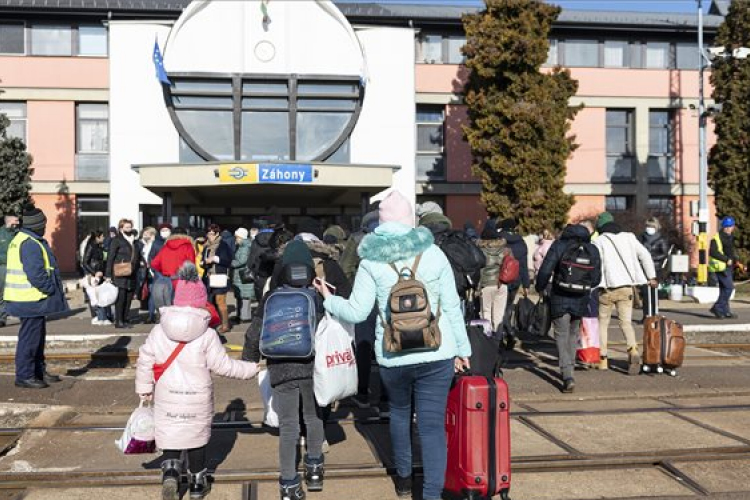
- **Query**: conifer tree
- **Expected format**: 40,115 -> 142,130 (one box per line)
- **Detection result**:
462,0 -> 579,234
709,0 -> 750,258
0,113 -> 33,216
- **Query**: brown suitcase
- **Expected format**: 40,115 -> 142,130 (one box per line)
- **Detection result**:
642,288 -> 686,375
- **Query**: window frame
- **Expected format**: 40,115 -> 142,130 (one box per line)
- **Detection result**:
415,105 -> 446,182
0,21 -> 26,55
647,109 -> 675,184
166,72 -> 364,163
561,38 -> 601,68
0,101 -> 28,142
606,109 -> 636,183
29,23 -> 74,57
605,195 -> 633,213
76,24 -> 108,57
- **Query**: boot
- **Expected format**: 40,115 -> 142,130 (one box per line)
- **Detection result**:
598,356 -> 609,371
628,347 -> 641,376
189,468 -> 212,499
161,459 -> 183,500
279,476 -> 305,500
215,294 -> 231,334
304,455 -> 324,492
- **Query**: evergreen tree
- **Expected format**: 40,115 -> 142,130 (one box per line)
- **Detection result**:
0,113 -> 33,216
462,0 -> 579,234
709,0 -> 750,259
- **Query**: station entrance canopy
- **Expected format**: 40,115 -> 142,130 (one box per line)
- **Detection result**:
133,161 -> 399,218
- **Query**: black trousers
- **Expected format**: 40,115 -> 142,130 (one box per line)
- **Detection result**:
115,288 -> 133,324
162,446 -> 207,472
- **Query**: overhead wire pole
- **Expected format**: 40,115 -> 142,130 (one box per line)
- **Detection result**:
697,0 -> 709,285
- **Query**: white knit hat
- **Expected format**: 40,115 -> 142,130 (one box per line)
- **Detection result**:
235,228 -> 249,240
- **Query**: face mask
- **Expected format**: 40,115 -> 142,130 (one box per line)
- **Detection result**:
125,230 -> 135,236
645,227 -> 656,235
160,230 -> 171,239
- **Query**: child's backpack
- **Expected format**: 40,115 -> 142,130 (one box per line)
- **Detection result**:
378,253 -> 441,354
554,241 -> 598,294
260,263 -> 317,359
498,249 -> 520,285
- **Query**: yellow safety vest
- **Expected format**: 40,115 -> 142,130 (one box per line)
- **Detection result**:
4,233 -> 52,302
708,233 -> 727,273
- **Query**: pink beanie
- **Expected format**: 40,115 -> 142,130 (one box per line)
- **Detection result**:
379,190 -> 414,228
174,280 -> 208,308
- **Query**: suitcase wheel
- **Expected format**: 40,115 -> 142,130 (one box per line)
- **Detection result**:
642,365 -> 651,374
668,369 -> 677,377
500,489 -> 511,500
656,366 -> 664,374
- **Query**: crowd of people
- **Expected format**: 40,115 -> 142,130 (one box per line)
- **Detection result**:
0,193 -> 744,500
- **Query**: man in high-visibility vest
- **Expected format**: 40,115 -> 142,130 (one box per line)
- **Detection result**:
0,214 -> 20,328
709,216 -> 745,320
4,207 -> 68,389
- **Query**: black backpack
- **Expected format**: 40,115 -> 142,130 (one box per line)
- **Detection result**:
554,242 -> 598,294
436,230 -> 487,294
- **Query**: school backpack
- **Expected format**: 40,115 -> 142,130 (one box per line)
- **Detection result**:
378,253 -> 441,354
435,230 -> 486,295
554,241 -> 598,294
259,263 -> 317,359
498,249 -> 520,285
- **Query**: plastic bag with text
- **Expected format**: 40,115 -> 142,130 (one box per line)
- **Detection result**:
314,313 -> 358,406
577,316 -> 601,364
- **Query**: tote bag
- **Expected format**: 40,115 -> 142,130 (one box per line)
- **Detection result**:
577,317 -> 601,364
313,313 -> 357,406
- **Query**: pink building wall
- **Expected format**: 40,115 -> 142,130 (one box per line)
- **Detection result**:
567,107 -> 606,184
0,56 -> 108,89
27,101 -> 76,181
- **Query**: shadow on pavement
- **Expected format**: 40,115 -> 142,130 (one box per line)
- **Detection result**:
66,336 -> 132,376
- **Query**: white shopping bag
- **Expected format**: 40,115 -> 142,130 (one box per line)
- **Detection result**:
258,369 -> 279,428
313,313 -> 358,406
115,401 -> 156,454
96,282 -> 118,308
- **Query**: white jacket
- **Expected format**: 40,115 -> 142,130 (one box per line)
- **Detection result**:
594,232 -> 656,289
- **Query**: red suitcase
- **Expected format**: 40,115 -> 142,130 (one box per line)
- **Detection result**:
445,375 -> 511,500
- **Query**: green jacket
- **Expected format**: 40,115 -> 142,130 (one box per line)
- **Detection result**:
0,226 -> 18,267
231,238 -> 255,299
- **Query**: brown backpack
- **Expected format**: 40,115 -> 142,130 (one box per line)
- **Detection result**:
378,254 -> 442,353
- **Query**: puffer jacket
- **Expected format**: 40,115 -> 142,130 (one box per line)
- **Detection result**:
640,231 -> 669,271
533,238 -> 554,274
231,238 -> 254,299
136,306 -> 258,450
594,223 -> 656,288
323,222 -> 471,368
535,225 -> 601,318
478,239 -> 508,289
151,235 -> 196,287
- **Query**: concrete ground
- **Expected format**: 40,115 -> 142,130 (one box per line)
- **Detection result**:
3,293 -> 750,498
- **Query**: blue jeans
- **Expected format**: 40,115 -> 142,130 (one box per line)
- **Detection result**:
16,316 -> 46,382
95,306 -> 112,322
379,358 -> 454,500
713,270 -> 734,315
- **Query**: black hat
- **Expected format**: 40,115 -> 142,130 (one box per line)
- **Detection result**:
22,207 -> 47,235
498,218 -> 518,232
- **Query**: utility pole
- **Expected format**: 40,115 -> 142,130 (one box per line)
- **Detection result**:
697,0 -> 709,285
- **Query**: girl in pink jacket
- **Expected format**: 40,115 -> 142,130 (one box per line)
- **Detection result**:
533,229 -> 556,276
136,263 -> 258,500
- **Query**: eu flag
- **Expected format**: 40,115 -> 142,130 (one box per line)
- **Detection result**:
152,38 -> 171,86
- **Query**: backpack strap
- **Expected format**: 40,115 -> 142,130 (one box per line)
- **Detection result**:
411,253 -> 423,276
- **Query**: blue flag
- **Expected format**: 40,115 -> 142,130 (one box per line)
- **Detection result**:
152,38 -> 171,86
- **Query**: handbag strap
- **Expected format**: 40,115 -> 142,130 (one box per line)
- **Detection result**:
602,235 -> 636,284
158,342 -> 187,379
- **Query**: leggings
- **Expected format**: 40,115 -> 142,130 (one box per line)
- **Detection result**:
161,446 -> 207,472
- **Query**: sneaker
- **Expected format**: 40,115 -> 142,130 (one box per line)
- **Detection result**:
628,348 -> 641,376
710,307 -> 725,320
598,357 -> 609,371
100,320 -> 113,326
321,440 -> 330,454
161,459 -> 183,500
725,312 -> 739,319
393,475 -> 412,497
304,455 -> 324,492
91,318 -> 101,325
562,379 -> 575,393
279,477 -> 306,500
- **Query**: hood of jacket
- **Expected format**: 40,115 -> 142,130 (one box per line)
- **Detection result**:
305,240 -> 341,260
358,222 -> 434,263
419,212 -> 452,235
164,235 -> 194,251
159,306 -> 210,343
478,238 -> 507,256
560,224 -> 591,242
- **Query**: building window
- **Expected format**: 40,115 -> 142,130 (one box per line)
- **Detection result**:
416,34 -> 466,64
169,75 -> 362,162
0,22 -> 25,54
676,42 -> 699,70
30,24 -> 73,56
604,40 -> 628,68
645,41 -> 671,69
545,39 -> 558,66
648,196 -> 675,216
77,197 -> 110,243
416,106 -> 445,182
0,102 -> 27,141
606,109 -> 635,183
446,36 -> 466,64
78,25 -> 107,56
76,104 -> 109,181
648,110 -> 674,183
563,39 -> 599,67
606,196 -> 633,213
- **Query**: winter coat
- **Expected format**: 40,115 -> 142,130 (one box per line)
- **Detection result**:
497,231 -> 530,289
231,238 -> 254,299
0,226 -> 18,267
594,224 -> 656,289
248,231 -> 278,299
419,212 -> 452,240
533,239 -> 554,274
151,235 -> 197,288
106,233 -> 141,290
339,210 -> 379,282
323,222 -> 471,368
82,241 -> 106,276
136,306 -> 257,450
202,239 -> 232,294
640,231 -> 669,271
710,230 -> 738,267
535,225 -> 601,319
221,230 -> 236,256
478,239 -> 508,289
5,229 -> 70,318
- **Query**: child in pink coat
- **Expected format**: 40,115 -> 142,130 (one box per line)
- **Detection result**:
136,263 -> 258,500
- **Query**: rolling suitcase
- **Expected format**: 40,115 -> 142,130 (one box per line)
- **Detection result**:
445,375 -> 511,500
642,287 -> 685,377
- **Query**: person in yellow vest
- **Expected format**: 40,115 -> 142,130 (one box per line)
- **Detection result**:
4,207 -> 69,389
709,216 -> 745,319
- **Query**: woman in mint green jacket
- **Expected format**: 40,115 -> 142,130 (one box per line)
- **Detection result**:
315,191 -> 470,500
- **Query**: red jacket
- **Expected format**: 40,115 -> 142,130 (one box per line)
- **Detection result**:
151,237 -> 197,286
